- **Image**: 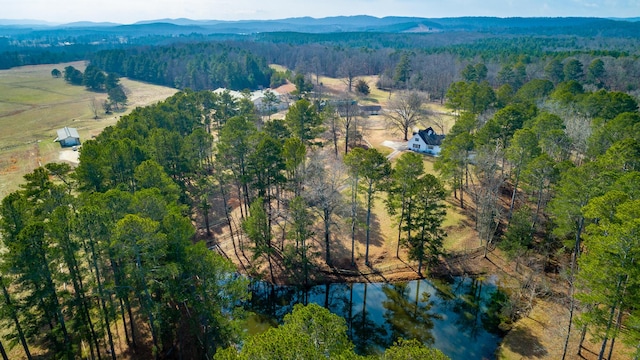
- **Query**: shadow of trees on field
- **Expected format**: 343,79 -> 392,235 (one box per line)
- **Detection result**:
502,326 -> 547,358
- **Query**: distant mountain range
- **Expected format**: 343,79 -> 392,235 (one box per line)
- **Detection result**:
1,15 -> 640,37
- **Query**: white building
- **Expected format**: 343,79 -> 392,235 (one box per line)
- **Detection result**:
212,88 -> 288,111
409,127 -> 445,156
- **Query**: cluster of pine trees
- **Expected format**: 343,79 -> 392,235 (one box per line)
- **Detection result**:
1,83 -> 453,358
0,162 -> 248,358
56,64 -> 128,112
215,303 -> 449,359
434,58 -> 640,358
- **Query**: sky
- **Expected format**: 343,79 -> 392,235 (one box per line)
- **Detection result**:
1,0 -> 639,24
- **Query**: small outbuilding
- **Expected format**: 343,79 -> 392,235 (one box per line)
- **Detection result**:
409,127 -> 445,156
359,105 -> 382,116
54,127 -> 80,147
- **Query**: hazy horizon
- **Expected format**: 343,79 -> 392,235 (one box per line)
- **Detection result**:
2,0 -> 639,25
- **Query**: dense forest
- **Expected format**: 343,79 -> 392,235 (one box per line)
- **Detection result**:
88,33 -> 640,98
90,44 -> 273,90
0,87 -> 451,358
435,64 -> 640,359
3,17 -> 640,92
1,15 -> 640,359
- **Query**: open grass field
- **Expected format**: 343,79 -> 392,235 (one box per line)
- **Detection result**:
0,62 -> 178,199
315,74 -> 393,106
269,64 -> 288,73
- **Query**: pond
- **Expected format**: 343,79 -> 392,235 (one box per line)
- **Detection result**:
246,275 -> 505,360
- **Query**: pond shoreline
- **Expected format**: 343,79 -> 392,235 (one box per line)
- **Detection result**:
240,246 -> 523,359
246,273 -> 505,360
242,246 -> 495,288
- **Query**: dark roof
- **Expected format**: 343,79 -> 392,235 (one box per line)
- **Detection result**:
359,105 -> 382,112
416,127 -> 445,146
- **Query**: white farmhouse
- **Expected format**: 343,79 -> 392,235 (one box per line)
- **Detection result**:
409,127 -> 445,156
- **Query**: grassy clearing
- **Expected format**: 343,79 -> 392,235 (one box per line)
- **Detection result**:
316,74 -> 393,106
268,66 -> 449,122
269,64 -> 288,73
357,96 -> 474,259
0,62 -> 178,199
355,75 -> 391,105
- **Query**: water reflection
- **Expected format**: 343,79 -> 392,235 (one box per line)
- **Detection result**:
351,283 -> 388,354
382,282 -> 440,347
453,277 -> 485,340
247,276 -> 504,360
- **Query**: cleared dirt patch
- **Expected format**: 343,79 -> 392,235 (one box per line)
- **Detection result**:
58,148 -> 80,164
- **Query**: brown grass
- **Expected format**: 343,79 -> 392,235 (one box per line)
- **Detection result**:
0,62 -> 178,198
498,291 -> 636,360
247,75 -> 636,359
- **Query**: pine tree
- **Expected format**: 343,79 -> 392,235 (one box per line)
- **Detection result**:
403,175 -> 446,275
386,152 -> 425,258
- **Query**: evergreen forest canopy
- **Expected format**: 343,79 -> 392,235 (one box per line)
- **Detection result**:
0,87 -> 451,358
89,44 -> 273,90
1,14 -> 640,359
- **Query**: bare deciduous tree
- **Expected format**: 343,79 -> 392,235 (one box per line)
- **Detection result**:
336,96 -> 360,154
384,91 -> 425,141
322,105 -> 340,158
89,97 -> 100,119
426,109 -> 448,135
469,143 -> 506,258
339,57 -> 361,93
303,150 -> 346,266
541,101 -> 592,161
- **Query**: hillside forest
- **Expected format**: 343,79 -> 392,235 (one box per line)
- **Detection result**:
0,17 -> 640,359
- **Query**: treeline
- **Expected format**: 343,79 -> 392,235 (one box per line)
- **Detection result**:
7,29 -> 637,99
0,46 -> 96,70
425,37 -> 630,63
58,64 -> 128,112
234,36 -> 640,99
5,28 -> 640,97
90,43 -> 273,91
0,29 -> 239,70
434,65 -> 640,357
382,53 -> 640,103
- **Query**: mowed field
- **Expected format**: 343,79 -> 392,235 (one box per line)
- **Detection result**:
0,62 -> 178,199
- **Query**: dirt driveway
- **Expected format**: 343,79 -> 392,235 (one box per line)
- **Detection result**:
58,148 -> 79,164
381,140 -> 408,160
